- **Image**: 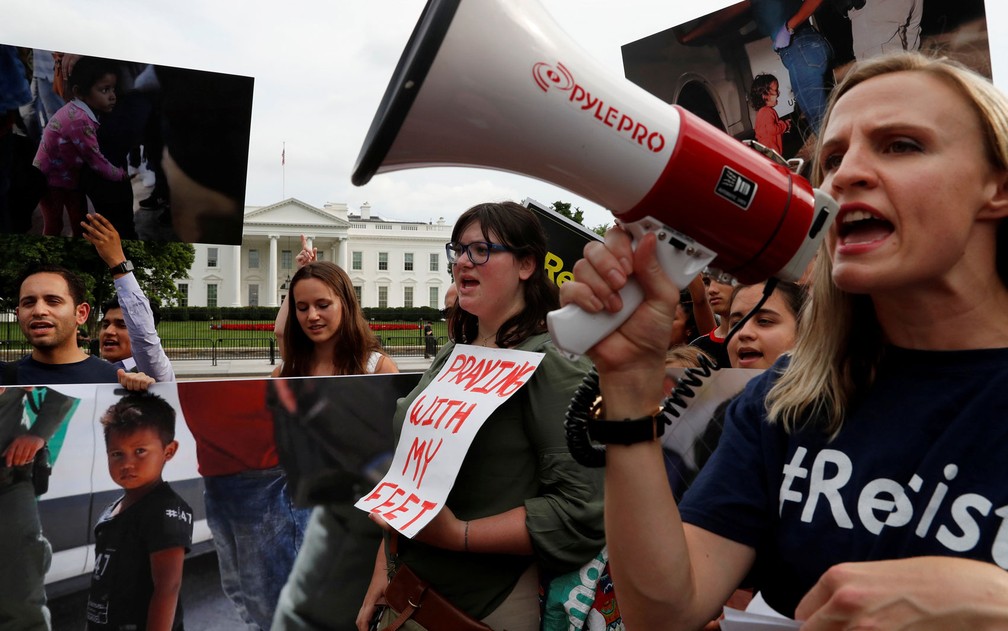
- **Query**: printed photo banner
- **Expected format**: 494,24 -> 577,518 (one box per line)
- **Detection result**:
355,344 -> 545,538
524,197 -> 603,290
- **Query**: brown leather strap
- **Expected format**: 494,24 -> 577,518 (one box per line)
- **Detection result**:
387,575 -> 428,631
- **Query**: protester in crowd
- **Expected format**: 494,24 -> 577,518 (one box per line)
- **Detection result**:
356,201 -> 605,631
724,281 -> 805,371
272,257 -> 397,631
559,52 -> 1008,628
690,273 -> 733,367
423,320 -> 437,358
87,392 -> 191,631
32,57 -> 127,237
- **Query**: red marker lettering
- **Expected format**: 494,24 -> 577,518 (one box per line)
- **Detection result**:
403,437 -> 443,487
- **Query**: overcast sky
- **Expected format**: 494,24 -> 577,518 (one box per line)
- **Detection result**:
4,1 -> 1006,229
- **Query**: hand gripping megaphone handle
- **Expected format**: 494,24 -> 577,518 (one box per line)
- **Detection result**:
547,217 -> 718,360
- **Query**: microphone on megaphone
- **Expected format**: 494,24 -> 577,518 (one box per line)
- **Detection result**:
352,0 -> 837,359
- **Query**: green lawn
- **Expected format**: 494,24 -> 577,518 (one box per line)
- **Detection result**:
154,320 -> 450,347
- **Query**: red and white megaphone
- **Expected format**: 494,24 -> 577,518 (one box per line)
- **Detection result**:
353,0 -> 837,358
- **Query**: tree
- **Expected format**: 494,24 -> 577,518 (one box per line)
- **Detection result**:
0,234 -> 195,334
551,201 -> 584,225
551,200 -> 611,237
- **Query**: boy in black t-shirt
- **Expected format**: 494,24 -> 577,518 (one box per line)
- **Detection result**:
87,393 -> 192,631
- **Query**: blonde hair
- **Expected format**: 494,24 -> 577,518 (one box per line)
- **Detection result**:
766,52 -> 1008,435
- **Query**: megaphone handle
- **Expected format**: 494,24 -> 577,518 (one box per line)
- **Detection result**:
548,280 -> 646,360
547,217 -> 718,359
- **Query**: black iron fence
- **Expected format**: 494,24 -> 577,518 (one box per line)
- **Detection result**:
0,314 -> 446,363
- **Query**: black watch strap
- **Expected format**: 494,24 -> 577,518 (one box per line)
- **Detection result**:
586,410 -> 666,445
110,260 -> 134,275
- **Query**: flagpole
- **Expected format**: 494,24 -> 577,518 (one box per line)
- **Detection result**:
282,141 -> 286,200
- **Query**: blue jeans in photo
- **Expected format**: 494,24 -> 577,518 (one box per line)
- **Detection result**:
204,467 -> 311,631
777,28 -> 833,134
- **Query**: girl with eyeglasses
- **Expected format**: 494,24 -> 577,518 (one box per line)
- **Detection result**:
356,201 -> 604,631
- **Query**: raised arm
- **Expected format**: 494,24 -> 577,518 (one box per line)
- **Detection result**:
82,213 -> 175,382
274,234 -> 317,355
688,273 -> 717,336
559,227 -> 754,629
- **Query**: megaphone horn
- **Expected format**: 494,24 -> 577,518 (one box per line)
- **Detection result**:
353,0 -> 837,358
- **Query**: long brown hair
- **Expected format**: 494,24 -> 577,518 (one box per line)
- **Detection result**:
279,261 -> 385,377
767,52 -> 1008,435
447,202 -> 558,348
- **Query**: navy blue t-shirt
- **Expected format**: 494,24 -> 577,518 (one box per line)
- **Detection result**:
1,355 -> 120,385
680,347 -> 1008,616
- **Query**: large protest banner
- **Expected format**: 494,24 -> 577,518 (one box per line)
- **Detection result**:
22,373 -> 419,588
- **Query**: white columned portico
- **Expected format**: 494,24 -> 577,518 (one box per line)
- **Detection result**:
231,245 -> 242,306
335,237 -> 347,270
268,235 -> 279,306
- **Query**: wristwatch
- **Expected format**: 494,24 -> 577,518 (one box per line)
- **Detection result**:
586,408 -> 667,445
109,260 -> 134,276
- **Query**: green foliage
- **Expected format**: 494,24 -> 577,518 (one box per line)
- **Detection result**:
551,201 -> 584,225
362,306 -> 445,322
159,306 -> 280,321
0,234 -> 195,334
591,223 -> 610,238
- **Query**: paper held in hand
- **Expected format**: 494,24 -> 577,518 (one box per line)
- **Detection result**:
354,344 -> 544,538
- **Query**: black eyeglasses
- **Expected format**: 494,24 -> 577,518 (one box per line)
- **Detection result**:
445,241 -> 512,265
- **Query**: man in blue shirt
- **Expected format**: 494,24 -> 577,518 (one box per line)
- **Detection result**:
83,212 -> 175,382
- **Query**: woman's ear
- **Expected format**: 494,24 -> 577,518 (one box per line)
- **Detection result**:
981,169 -> 1008,220
517,254 -> 536,281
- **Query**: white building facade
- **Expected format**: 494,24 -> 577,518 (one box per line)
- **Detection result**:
176,199 -> 454,310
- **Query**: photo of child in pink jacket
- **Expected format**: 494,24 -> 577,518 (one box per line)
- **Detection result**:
748,72 -> 791,156
33,57 -> 126,237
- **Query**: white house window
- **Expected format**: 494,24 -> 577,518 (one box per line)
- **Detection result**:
281,250 -> 293,269
207,247 -> 219,268
429,286 -> 438,308
429,253 -> 439,272
248,284 -> 259,307
353,285 -> 362,304
248,249 -> 259,269
378,252 -> 388,271
404,253 -> 414,272
178,283 -> 189,308
352,251 -> 362,270
378,286 -> 388,308
404,286 -> 413,308
207,284 -> 218,308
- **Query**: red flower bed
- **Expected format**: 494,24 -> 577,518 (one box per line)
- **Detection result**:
210,323 -> 275,331
369,323 -> 421,331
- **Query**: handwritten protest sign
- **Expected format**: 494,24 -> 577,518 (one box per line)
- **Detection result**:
355,344 -> 544,538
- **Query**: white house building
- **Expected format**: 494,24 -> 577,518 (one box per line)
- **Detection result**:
177,199 -> 454,309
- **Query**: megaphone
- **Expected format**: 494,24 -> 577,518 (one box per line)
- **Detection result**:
353,0 -> 837,358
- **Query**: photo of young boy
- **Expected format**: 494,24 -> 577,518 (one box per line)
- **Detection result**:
86,392 -> 192,631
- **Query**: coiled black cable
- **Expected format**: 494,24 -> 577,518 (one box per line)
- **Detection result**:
564,278 -> 779,467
